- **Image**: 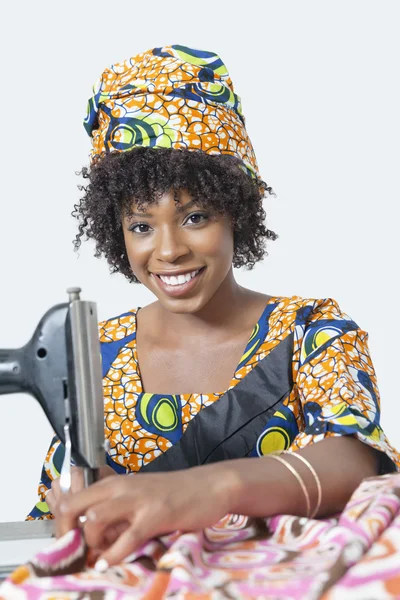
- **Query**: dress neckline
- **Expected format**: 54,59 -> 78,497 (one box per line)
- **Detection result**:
132,297 -> 277,397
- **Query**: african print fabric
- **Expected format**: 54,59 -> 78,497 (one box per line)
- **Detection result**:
84,44 -> 263,183
27,296 -> 400,521
4,473 -> 400,598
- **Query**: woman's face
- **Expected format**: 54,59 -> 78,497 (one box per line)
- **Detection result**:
122,189 -> 235,314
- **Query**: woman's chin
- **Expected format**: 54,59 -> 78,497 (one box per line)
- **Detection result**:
160,299 -> 205,315
153,292 -> 209,315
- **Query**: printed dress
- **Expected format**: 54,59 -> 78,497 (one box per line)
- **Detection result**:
28,295 -> 400,520
3,296 -> 400,599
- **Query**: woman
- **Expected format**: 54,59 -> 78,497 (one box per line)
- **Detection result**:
18,45 -> 400,597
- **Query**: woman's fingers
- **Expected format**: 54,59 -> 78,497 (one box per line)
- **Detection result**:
70,467 -> 85,492
94,524 -> 146,570
82,499 -> 131,548
58,478 -> 117,535
81,519 -> 130,552
101,521 -> 130,549
49,467 -> 84,509
50,467 -> 86,537
51,467 -> 114,523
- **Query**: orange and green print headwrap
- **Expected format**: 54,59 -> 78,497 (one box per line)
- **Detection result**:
84,44 -> 262,182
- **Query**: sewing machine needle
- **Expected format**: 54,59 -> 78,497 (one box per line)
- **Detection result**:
60,422 -> 72,495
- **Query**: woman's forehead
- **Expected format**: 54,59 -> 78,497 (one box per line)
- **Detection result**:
128,189 -> 201,214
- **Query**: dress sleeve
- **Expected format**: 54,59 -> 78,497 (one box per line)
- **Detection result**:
25,435 -> 66,520
290,298 -> 400,472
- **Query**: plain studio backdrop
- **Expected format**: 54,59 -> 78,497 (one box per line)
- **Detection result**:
0,1 -> 398,521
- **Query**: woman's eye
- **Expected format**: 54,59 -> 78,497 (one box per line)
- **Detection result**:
130,223 -> 151,234
185,213 -> 208,225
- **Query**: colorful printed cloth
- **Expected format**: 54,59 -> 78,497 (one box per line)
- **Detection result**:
28,296 -> 400,520
5,473 -> 400,598
84,44 -> 263,183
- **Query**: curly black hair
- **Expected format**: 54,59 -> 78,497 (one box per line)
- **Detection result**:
73,147 -> 277,283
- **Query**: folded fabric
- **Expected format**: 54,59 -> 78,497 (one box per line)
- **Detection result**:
2,473 -> 400,599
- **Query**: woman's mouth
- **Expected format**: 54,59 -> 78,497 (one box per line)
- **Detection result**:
151,267 -> 206,297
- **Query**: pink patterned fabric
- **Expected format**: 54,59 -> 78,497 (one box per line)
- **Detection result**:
2,474 -> 400,599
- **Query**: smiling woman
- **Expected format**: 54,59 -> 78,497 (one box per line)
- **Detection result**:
9,44 -> 400,599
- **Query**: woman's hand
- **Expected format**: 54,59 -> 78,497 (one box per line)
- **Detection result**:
58,463 -> 237,569
46,465 -> 117,532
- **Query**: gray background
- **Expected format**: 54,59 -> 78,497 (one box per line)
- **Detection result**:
0,0 -> 398,521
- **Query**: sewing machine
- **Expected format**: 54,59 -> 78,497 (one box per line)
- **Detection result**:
0,288 -> 106,579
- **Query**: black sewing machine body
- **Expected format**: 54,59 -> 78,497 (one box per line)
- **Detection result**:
0,289 -> 105,476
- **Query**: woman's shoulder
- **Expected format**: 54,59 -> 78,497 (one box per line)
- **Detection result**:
266,295 -> 357,327
98,308 -> 139,343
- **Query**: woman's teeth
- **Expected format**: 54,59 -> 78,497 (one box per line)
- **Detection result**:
159,269 -> 200,286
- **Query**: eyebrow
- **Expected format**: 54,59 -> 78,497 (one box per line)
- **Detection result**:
129,199 -> 199,218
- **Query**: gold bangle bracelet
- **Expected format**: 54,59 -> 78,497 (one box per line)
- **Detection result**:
280,451 -> 322,519
267,454 -> 311,518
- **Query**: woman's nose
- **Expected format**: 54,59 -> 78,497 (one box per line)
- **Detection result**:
154,227 -> 190,263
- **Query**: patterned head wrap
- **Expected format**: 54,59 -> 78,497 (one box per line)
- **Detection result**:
84,45 -> 262,182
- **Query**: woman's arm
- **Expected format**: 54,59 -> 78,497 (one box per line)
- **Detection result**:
226,435 -> 379,519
